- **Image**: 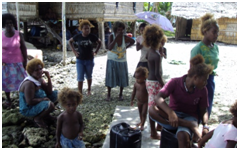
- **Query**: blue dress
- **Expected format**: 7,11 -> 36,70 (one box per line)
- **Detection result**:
19,89 -> 57,117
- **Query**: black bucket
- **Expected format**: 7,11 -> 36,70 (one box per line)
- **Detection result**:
160,128 -> 178,148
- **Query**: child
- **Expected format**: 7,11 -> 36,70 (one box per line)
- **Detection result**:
144,24 -> 165,139
131,66 -> 149,130
135,23 -> 149,71
198,100 -> 237,148
55,87 -> 85,148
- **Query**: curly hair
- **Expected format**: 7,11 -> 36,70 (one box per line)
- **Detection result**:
142,24 -> 164,50
161,35 -> 168,44
2,13 -> 17,30
135,66 -> 149,79
112,21 -> 125,33
78,20 -> 94,31
200,13 -> 219,36
26,59 -> 44,76
230,100 -> 237,117
188,54 -> 214,78
58,87 -> 82,109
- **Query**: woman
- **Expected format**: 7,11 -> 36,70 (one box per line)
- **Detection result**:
68,20 -> 101,96
149,55 -> 213,148
19,59 -> 57,128
2,13 -> 27,109
105,21 -> 135,101
191,13 -> 219,118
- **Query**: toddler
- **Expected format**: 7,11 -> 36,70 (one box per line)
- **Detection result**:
131,66 -> 149,130
55,87 -> 85,148
198,100 -> 237,148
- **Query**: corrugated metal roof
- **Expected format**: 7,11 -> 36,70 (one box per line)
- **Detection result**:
171,2 -> 237,19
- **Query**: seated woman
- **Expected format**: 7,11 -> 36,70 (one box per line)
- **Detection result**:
19,58 -> 58,128
149,54 -> 213,148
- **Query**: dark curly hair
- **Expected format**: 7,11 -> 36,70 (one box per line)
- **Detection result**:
142,24 -> 164,50
135,66 -> 149,79
2,13 -> 17,30
139,22 -> 147,29
112,21 -> 125,33
188,54 -> 214,78
58,87 -> 82,109
26,58 -> 44,76
200,13 -> 219,36
230,100 -> 237,117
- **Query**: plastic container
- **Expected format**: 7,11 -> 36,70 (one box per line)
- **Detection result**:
160,128 -> 178,148
126,33 -> 133,38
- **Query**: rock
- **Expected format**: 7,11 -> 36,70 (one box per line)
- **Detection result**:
19,138 -> 27,147
2,108 -> 27,126
84,141 -> 91,148
2,135 -> 12,141
93,139 -> 104,148
22,127 -> 49,147
8,144 -> 18,148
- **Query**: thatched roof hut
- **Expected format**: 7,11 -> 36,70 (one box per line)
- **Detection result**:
6,2 -> 143,48
171,2 -> 237,44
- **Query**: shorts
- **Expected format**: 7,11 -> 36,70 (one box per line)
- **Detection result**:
150,111 -> 198,139
60,134 -> 85,148
76,59 -> 94,82
146,80 -> 163,107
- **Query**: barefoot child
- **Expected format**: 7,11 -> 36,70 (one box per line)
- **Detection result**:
198,100 -> 237,148
55,87 -> 85,148
131,66 -> 149,130
144,24 -> 165,140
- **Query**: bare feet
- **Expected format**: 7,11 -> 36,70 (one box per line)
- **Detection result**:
136,122 -> 142,127
139,126 -> 146,131
156,124 -> 162,131
87,90 -> 92,96
118,95 -> 124,101
106,95 -> 111,101
150,133 -> 161,140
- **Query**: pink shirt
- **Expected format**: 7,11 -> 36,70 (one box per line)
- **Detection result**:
159,75 -> 209,119
205,123 -> 237,148
2,30 -> 23,63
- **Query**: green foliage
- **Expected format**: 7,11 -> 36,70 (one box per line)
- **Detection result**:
163,29 -> 175,37
143,2 -> 152,11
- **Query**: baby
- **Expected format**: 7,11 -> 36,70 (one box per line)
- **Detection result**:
131,66 -> 149,130
55,87 -> 85,148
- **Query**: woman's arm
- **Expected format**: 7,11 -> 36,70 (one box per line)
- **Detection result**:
107,34 -> 118,50
197,129 -> 214,148
55,115 -> 63,148
125,35 -> 135,49
94,39 -> 102,55
19,33 -> 27,69
226,140 -> 237,148
68,38 -> 79,57
41,70 -> 52,95
136,41 -> 143,51
199,107 -> 209,136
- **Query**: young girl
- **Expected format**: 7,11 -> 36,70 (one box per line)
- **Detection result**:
159,35 -> 167,59
191,13 -> 219,118
134,23 -> 149,71
68,20 -> 101,96
55,87 -> 85,148
144,24 -> 164,140
131,66 -> 149,131
105,21 -> 135,101
198,100 -> 237,148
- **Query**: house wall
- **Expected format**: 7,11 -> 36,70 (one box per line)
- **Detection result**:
191,18 -> 237,44
175,17 -> 187,40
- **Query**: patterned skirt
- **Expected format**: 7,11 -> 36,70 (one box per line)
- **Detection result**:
105,60 -> 129,88
2,62 -> 27,92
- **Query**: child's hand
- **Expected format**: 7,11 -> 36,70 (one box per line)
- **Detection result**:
131,101 -> 134,106
55,142 -> 61,148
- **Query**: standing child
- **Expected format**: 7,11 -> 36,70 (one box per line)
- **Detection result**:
191,13 -> 219,118
55,87 -> 85,148
159,35 -> 167,59
198,100 -> 237,148
144,24 -> 165,139
134,23 -> 149,72
131,66 -> 149,131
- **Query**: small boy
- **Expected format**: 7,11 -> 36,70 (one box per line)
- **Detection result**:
55,87 -> 85,148
131,67 -> 149,131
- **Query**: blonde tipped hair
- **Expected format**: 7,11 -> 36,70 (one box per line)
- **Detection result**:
78,20 -> 94,31
230,100 -> 237,117
200,13 -> 219,36
58,87 -> 82,109
188,54 -> 214,78
142,24 -> 164,50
